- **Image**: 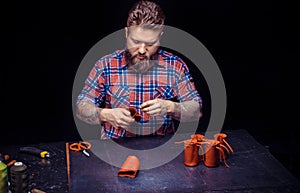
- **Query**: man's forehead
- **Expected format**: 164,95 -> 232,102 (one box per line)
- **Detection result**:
128,26 -> 162,41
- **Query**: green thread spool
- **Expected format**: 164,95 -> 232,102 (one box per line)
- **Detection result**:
0,161 -> 8,193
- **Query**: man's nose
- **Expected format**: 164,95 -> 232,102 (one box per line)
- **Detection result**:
138,43 -> 146,55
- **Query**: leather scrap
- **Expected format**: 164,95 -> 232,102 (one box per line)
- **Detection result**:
118,155 -> 140,178
128,107 -> 142,122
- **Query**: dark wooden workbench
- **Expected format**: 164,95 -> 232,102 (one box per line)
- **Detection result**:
0,141 -> 68,193
1,129 -> 300,193
69,129 -> 300,193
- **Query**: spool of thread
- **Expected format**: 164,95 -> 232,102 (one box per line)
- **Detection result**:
0,161 -> 9,193
10,162 -> 29,193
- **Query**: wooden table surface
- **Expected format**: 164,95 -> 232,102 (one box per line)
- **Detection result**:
69,129 -> 300,193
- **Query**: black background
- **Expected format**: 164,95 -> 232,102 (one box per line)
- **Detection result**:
2,0 -> 299,180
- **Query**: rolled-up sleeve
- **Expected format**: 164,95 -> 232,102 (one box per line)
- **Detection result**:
76,61 -> 106,107
176,62 -> 202,104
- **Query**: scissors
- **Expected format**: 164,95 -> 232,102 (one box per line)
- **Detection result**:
69,141 -> 91,157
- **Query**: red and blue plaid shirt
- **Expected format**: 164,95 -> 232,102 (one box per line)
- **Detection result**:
77,49 -> 202,139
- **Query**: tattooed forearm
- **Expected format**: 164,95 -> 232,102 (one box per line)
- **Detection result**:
76,100 -> 103,125
171,100 -> 202,122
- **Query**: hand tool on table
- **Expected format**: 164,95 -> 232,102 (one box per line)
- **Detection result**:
19,147 -> 50,158
66,142 -> 71,192
69,141 -> 91,157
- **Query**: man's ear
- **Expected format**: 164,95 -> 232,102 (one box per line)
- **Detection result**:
159,31 -> 164,40
125,27 -> 128,38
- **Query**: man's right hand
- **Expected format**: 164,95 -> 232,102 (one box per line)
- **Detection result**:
100,108 -> 135,129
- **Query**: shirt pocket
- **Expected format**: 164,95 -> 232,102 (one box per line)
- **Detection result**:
107,85 -> 130,108
153,86 -> 177,100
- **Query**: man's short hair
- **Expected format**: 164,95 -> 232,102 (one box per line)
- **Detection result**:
127,0 -> 165,30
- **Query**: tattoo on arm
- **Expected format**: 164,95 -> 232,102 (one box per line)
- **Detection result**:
171,102 -> 182,120
171,100 -> 202,122
76,100 -> 103,125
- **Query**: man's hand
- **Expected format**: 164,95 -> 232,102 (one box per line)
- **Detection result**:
101,108 -> 135,129
139,99 -> 174,117
139,99 -> 202,121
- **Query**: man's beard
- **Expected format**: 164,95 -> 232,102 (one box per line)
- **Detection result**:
131,59 -> 153,73
126,51 -> 158,74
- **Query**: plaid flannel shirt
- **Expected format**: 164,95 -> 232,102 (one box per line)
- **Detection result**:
77,49 -> 202,139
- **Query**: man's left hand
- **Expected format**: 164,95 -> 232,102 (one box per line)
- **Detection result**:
139,99 -> 174,117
